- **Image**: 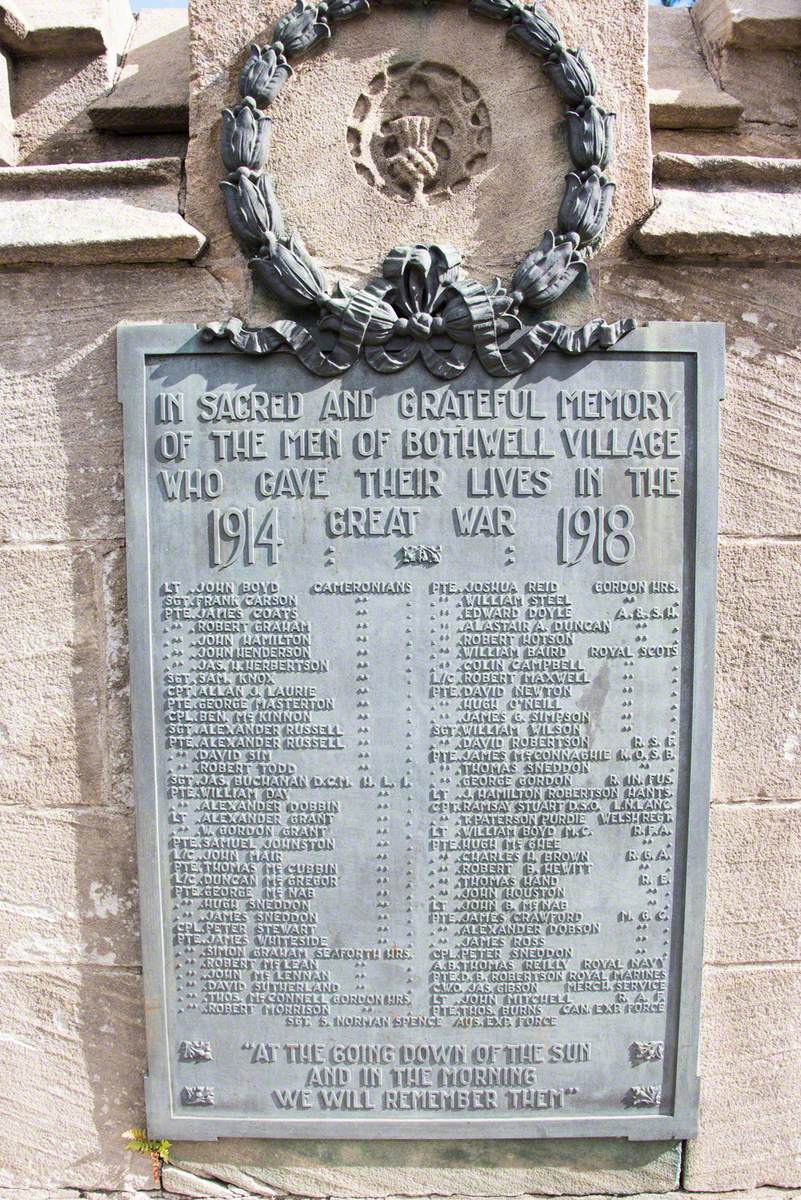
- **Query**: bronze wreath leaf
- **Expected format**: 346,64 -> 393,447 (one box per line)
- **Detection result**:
204,0 -> 635,377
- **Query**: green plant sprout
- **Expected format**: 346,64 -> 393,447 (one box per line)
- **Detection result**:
123,1128 -> 172,1182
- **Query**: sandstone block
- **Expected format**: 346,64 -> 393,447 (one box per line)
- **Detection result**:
694,0 -> 801,51
11,52 -> 113,164
101,545 -> 134,809
0,158 -> 205,265
649,8 -> 741,129
654,152 -> 801,187
653,126 -> 801,160
169,1137 -> 680,1198
0,263 -> 228,544
0,48 -> 15,167
714,541 -> 801,801
684,965 -> 801,1190
0,1190 -> 166,1199
0,123 -> 13,168
634,155 -> 801,260
89,8 -> 189,133
0,0 -> 132,57
162,1167 -> 245,1198
0,806 -> 140,967
9,36 -> 186,165
0,965 -> 152,1191
599,258 -> 801,538
0,546 -> 104,808
713,45 -> 801,127
706,803 -> 801,962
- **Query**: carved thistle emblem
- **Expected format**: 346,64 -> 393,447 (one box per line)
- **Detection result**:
348,61 -> 492,203
205,0 -> 635,375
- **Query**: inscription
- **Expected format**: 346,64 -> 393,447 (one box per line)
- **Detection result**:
121,328 -> 718,1137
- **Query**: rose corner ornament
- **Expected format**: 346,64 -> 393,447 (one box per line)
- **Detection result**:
202,0 -> 636,379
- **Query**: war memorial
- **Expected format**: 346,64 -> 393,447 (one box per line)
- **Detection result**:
0,1 -> 799,1198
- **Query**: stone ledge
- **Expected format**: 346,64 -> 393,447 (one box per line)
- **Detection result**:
649,8 -> 742,129
0,157 -> 205,265
0,1191 -> 166,1199
634,154 -> 801,260
655,152 -> 801,187
89,8 -> 189,133
165,1141 -> 681,1200
0,156 -> 184,194
161,1172 -> 801,1200
693,0 -> 801,51
0,0 -> 132,57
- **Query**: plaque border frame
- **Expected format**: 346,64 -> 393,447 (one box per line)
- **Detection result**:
118,319 -> 722,1141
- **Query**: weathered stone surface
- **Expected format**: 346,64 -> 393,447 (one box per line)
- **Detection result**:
186,0 -> 652,317
634,157 -> 801,260
169,1138 -> 681,1198
649,7 -> 741,129
0,965 -> 152,1192
653,125 -> 801,160
0,158 -> 205,265
162,1168 -> 245,1199
684,965 -> 801,1190
638,159 -> 801,256
712,46 -> 801,128
13,50 -> 117,164
163,1187 -> 801,1200
706,803 -> 801,962
0,263 -> 228,544
83,1194 -> 167,1200
0,546 -> 104,808
714,542 -> 801,802
11,40 -> 186,165
0,200 -> 200,266
693,2 -> 801,128
89,8 -> 190,133
0,156 -> 188,204
655,152 -> 801,187
101,546 -> 134,809
600,257 -> 801,538
0,48 -> 15,166
694,0 -> 801,51
0,1192 -> 165,1200
0,806 -> 140,966
0,0 -> 132,57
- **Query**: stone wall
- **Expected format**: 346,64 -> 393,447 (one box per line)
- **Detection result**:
0,1 -> 799,1199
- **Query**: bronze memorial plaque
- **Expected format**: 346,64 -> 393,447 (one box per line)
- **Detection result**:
119,320 -> 721,1140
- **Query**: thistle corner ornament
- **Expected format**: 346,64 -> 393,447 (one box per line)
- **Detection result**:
204,0 -> 636,378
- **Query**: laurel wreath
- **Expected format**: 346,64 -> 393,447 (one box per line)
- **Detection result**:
205,0 -> 635,378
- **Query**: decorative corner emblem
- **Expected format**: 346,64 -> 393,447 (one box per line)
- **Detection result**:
623,1085 -> 662,1109
630,1040 -> 665,1065
180,1085 -> 216,1106
204,0 -> 635,377
399,544 -> 442,565
178,1040 -> 214,1062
